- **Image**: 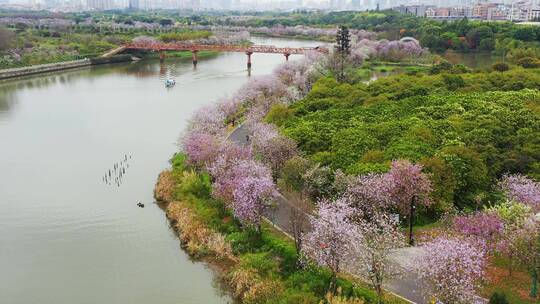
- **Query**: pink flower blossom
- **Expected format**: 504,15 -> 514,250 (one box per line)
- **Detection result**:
387,159 -> 433,215
499,174 -> 540,211
302,198 -> 357,278
180,131 -> 220,167
453,212 -> 504,251
417,237 -> 486,304
230,159 -> 277,227
186,104 -> 226,136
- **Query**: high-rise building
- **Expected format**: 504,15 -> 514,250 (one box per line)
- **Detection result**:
86,0 -> 113,10
128,0 -> 138,9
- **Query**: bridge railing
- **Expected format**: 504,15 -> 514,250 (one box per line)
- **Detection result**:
123,42 -> 329,55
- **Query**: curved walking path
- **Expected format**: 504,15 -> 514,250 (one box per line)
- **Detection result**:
228,124 -> 429,304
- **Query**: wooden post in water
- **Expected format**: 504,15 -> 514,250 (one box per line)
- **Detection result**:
192,50 -> 198,67
246,51 -> 253,69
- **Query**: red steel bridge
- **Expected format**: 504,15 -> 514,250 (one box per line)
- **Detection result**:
104,42 -> 329,68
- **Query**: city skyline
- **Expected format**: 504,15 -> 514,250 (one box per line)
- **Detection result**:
2,0 -> 540,20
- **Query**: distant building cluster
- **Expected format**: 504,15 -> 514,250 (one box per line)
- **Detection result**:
393,1 -> 540,22
2,0 -> 540,20
0,0 -> 427,12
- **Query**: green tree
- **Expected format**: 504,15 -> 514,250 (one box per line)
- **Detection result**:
479,38 -> 495,51
514,26 -> 537,42
334,25 -> 351,82
466,26 -> 493,49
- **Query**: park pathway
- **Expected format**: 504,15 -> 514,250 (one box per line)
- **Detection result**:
228,124 -> 429,304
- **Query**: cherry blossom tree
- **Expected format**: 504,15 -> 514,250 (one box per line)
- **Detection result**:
485,200 -> 534,275
250,122 -> 298,175
387,159 -> 432,245
230,159 -> 277,230
499,174 -> 540,211
512,215 -> 540,298
217,97 -> 243,126
186,104 -> 227,136
453,212 -> 505,252
352,212 -> 405,303
302,198 -> 357,292
344,173 -> 395,217
417,237 -> 486,304
207,142 -> 253,202
180,131 -> 220,168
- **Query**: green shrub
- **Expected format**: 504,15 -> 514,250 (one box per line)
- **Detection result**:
274,291 -> 319,304
265,103 -> 295,127
286,267 -> 332,297
227,229 -> 265,254
239,252 -> 280,276
170,153 -> 187,172
278,156 -> 312,192
178,171 -> 211,198
517,56 -> 540,68
442,74 -> 465,90
429,61 -> 453,74
492,62 -> 510,72
489,292 -> 509,304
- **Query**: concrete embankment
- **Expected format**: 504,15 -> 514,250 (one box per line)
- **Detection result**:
0,55 -> 133,80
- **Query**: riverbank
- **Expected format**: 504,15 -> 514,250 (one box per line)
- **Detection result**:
0,55 -> 133,80
154,155 -> 410,304
0,59 -> 92,80
0,51 -> 221,80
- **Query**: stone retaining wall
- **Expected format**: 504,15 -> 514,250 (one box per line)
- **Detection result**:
0,59 -> 92,80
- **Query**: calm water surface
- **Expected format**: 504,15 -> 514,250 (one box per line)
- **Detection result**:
442,50 -> 501,69
0,37 -> 319,304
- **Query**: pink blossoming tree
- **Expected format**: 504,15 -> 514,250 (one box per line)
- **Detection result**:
250,122 -> 298,175
302,198 -> 357,291
417,237 -> 486,304
352,212 -> 405,304
512,216 -> 540,298
499,174 -> 540,211
344,173 -> 395,216
230,159 -> 277,230
453,212 -> 505,252
207,142 -> 253,202
387,159 -> 432,245
180,131 -> 220,168
186,104 -> 227,136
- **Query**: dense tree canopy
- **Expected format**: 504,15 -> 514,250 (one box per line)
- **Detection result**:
275,70 -> 540,211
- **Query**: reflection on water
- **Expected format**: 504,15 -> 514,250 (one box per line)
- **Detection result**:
442,50 -> 501,69
0,37 -> 319,304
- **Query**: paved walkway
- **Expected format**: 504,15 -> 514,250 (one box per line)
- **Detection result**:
228,124 -> 428,304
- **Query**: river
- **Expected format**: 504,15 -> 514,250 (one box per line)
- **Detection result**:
0,37 -> 320,304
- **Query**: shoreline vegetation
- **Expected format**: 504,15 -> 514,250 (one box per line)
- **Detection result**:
154,156 -> 410,304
